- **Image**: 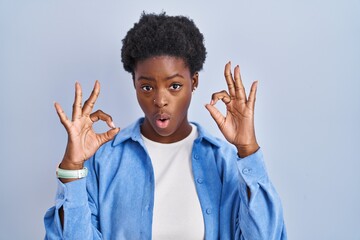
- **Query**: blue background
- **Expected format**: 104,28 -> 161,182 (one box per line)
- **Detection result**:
0,0 -> 359,239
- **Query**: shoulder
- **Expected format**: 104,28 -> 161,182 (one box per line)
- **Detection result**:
192,123 -> 240,181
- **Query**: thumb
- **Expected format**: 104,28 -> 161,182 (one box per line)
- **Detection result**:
98,127 -> 120,146
205,104 -> 225,128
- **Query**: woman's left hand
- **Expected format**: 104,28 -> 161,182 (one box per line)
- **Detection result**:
205,62 -> 259,158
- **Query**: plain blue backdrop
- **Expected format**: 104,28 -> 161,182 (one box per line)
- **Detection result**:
0,0 -> 359,239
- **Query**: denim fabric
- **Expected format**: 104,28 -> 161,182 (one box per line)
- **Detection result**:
44,118 -> 287,240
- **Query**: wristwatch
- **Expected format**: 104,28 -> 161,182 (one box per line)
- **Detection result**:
56,166 -> 88,179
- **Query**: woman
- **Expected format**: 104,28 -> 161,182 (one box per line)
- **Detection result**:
44,12 -> 286,239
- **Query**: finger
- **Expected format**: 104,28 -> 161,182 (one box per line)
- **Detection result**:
72,82 -> 83,121
97,127 -> 120,146
90,110 -> 116,128
210,90 -> 232,105
54,102 -> 71,129
82,80 -> 100,117
224,61 -> 236,97
247,81 -> 258,110
205,104 -> 226,129
234,65 -> 246,100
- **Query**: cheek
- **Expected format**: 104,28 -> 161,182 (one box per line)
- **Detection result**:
136,93 -> 151,113
177,93 -> 192,113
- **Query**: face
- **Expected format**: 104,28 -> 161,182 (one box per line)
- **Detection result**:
133,56 -> 198,143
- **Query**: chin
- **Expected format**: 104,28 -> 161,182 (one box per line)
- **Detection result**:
153,126 -> 175,137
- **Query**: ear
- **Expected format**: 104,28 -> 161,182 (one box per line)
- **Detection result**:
132,73 -> 136,89
192,72 -> 199,91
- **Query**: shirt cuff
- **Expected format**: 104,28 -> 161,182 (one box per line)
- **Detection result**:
55,178 -> 88,209
236,148 -> 268,187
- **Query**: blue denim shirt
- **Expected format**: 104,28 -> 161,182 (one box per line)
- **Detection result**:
44,118 -> 287,239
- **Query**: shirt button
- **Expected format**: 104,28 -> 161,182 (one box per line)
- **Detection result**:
197,178 -> 203,184
206,208 -> 212,214
194,154 -> 199,160
242,168 -> 252,174
145,205 -> 149,211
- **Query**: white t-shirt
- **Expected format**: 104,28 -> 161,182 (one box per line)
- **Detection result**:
141,124 -> 204,240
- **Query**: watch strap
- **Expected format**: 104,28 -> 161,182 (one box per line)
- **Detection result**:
56,166 -> 88,179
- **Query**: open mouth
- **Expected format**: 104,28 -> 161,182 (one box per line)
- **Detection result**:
155,114 -> 170,128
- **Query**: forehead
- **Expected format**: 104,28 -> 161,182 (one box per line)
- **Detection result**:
134,56 -> 190,78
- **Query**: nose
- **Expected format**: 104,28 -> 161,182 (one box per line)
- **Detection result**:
153,89 -> 168,108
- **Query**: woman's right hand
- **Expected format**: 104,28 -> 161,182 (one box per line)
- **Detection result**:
55,80 -> 120,171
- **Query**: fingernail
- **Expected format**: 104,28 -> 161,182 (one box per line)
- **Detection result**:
210,100 -> 214,105
110,122 -> 116,128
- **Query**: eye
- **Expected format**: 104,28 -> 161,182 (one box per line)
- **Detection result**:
141,85 -> 153,92
169,83 -> 182,90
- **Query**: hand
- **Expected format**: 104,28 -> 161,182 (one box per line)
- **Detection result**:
55,81 -> 120,170
205,62 -> 259,157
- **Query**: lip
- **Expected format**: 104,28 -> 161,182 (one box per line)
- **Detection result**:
154,113 -> 171,129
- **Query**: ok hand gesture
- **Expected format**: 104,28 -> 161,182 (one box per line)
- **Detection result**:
205,62 -> 259,157
54,81 -> 120,171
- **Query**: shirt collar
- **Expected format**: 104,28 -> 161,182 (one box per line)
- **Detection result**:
112,118 -> 143,146
112,118 -> 221,148
191,122 -> 221,148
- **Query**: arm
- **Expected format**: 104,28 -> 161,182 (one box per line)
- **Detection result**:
44,177 -> 102,239
206,62 -> 286,239
236,149 -> 287,239
44,81 -> 120,239
205,62 -> 259,201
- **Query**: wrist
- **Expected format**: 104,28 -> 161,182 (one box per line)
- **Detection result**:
59,160 -> 84,170
236,142 -> 260,158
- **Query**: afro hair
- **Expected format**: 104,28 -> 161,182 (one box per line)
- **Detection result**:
121,12 -> 207,77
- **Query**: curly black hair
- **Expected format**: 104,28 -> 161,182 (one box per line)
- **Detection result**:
121,12 -> 207,77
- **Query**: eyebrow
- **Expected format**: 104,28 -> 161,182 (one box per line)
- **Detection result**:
137,73 -> 185,81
